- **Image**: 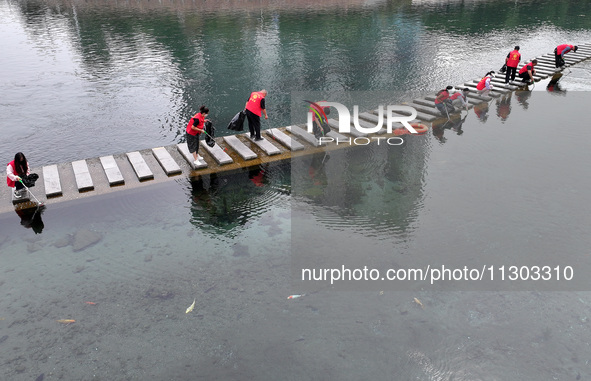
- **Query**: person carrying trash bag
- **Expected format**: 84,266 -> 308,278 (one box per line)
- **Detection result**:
186,106 -> 209,165
504,46 -> 521,83
555,44 -> 577,68
7,152 -> 37,199
434,86 -> 455,116
244,89 -> 268,141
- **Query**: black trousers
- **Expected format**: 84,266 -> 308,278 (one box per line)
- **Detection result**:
505,66 -> 517,83
245,109 -> 261,139
519,72 -> 533,82
555,50 -> 565,68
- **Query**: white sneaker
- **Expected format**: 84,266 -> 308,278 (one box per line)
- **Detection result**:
13,189 -> 24,199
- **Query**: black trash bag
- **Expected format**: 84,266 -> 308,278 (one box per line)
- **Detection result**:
21,173 -> 38,188
204,121 -> 215,147
227,111 -> 245,131
499,64 -> 507,74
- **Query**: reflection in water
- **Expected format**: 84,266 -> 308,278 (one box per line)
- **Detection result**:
473,101 -> 490,122
547,73 -> 567,95
515,89 -> 533,109
496,92 -> 512,121
432,113 -> 467,143
14,204 -> 45,234
188,164 -> 290,236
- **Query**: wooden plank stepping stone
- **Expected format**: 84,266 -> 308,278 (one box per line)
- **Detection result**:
223,135 -> 257,160
242,133 -> 282,156
72,159 -> 94,191
99,155 -> 124,186
43,164 -> 62,197
126,151 -> 154,181
201,139 -> 233,165
152,147 -> 182,176
176,143 -> 207,169
265,128 -> 305,151
286,125 -> 324,147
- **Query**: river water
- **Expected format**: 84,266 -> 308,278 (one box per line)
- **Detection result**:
2,0 -> 591,380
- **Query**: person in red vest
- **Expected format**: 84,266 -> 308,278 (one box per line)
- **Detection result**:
450,87 -> 470,111
186,106 -> 208,165
504,46 -> 521,83
434,85 -> 455,115
555,44 -> 578,68
476,71 -> 495,94
244,89 -> 268,141
6,152 -> 30,199
518,60 -> 538,83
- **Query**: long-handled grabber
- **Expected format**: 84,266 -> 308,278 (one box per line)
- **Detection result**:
18,179 -> 44,206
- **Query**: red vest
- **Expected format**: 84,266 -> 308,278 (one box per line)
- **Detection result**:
186,113 -> 204,136
6,160 -> 16,187
476,76 -> 490,91
519,62 -> 534,75
507,50 -> 521,67
434,90 -> 449,104
450,92 -> 463,100
245,91 -> 265,116
557,44 -> 574,56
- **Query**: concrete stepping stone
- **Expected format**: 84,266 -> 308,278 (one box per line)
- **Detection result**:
176,143 -> 207,169
201,139 -> 233,165
72,159 -> 94,192
327,119 -> 366,137
286,125 -> 324,147
152,147 -> 182,176
326,130 -> 349,142
126,151 -> 154,181
463,83 -> 501,97
43,164 -> 62,197
242,133 -> 282,156
223,135 -> 257,160
99,155 -> 124,186
265,128 -> 305,151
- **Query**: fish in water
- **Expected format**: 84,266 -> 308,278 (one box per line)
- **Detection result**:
186,299 -> 196,314
56,319 -> 76,324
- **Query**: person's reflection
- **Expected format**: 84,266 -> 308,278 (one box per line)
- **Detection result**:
15,205 -> 45,234
515,89 -> 532,110
547,74 -> 567,95
496,93 -> 512,121
308,153 -> 329,188
432,114 -> 467,143
473,101 -> 490,123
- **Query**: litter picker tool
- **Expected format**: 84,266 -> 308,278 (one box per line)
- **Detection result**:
18,179 -> 44,206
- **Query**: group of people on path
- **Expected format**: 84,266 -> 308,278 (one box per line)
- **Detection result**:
185,90 -> 268,165
434,43 -> 578,116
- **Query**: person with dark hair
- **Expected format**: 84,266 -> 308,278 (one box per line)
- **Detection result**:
505,46 -> 521,83
518,59 -> 538,83
186,106 -> 209,165
450,87 -> 470,111
245,89 -> 268,141
434,85 -> 455,115
476,71 -> 495,95
6,152 -> 30,199
555,44 -> 578,68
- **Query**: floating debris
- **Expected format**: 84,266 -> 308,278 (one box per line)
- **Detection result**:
287,294 -> 305,299
413,297 -> 424,309
186,299 -> 196,314
56,319 -> 76,324
85,301 -> 96,305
